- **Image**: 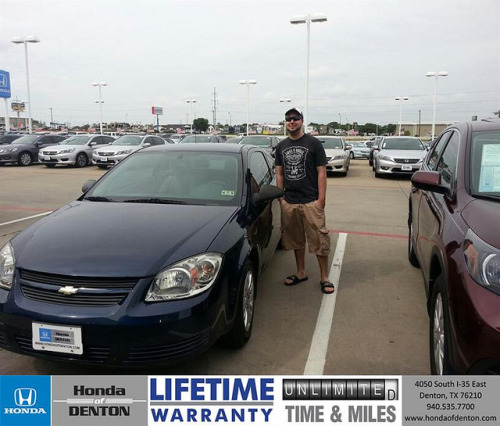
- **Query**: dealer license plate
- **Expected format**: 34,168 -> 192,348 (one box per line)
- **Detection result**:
401,165 -> 412,171
32,322 -> 83,355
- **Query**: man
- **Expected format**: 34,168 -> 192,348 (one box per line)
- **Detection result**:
275,107 -> 334,294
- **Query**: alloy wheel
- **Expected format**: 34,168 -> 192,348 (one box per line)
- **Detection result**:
242,270 -> 255,332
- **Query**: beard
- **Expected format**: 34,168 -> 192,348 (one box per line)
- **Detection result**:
287,124 -> 303,138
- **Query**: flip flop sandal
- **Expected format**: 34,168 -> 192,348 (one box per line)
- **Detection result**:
320,281 -> 335,294
284,275 -> 309,286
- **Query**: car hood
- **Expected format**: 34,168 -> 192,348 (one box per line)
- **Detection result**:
96,144 -> 142,152
461,199 -> 500,248
12,201 -> 238,277
41,144 -> 76,152
324,148 -> 345,156
0,143 -> 33,151
379,149 -> 426,159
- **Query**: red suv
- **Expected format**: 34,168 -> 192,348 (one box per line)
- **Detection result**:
408,119 -> 500,374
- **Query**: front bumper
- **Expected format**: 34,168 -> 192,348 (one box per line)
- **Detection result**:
0,272 -> 230,366
39,153 -> 77,165
0,153 -> 17,164
376,159 -> 421,174
92,154 -> 128,166
326,158 -> 349,173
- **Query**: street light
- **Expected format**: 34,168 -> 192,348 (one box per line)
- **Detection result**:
239,80 -> 257,135
426,71 -> 448,140
290,13 -> 327,133
395,96 -> 409,136
280,98 -> 291,136
92,82 -> 107,134
11,36 -> 40,134
186,99 -> 197,134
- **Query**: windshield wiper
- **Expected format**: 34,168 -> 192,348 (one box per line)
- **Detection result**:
122,198 -> 188,204
83,196 -> 114,202
473,193 -> 500,201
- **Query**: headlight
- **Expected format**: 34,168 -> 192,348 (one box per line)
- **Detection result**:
9,147 -> 18,153
379,155 -> 392,161
333,154 -> 347,160
59,148 -> 75,154
464,230 -> 500,293
115,150 -> 132,155
145,253 -> 223,301
0,242 -> 15,290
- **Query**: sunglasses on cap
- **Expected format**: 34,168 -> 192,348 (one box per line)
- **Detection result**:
285,116 -> 302,122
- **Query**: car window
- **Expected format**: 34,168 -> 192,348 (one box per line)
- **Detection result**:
89,151 -> 241,206
249,151 -> 272,193
470,130 -> 500,196
436,131 -> 459,190
102,136 -> 115,144
427,131 -> 452,170
381,138 -> 424,150
318,138 -> 343,149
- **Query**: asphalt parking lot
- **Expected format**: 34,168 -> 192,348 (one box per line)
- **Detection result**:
0,160 -> 430,375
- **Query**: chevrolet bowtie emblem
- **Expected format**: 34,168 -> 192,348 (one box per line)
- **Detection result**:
58,286 -> 79,296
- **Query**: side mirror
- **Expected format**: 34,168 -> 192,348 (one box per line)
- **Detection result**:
411,171 -> 449,195
252,184 -> 284,206
143,142 -> 151,147
82,179 -> 97,193
90,142 -> 97,146
345,144 -> 352,150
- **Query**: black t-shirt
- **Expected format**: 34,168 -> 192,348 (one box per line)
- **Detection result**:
275,134 -> 327,204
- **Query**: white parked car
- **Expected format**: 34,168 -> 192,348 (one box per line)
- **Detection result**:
92,135 -> 167,168
39,134 -> 115,168
372,136 -> 427,177
316,136 -> 351,177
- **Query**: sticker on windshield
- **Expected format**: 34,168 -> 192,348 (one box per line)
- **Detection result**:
479,144 -> 500,192
221,190 -> 235,196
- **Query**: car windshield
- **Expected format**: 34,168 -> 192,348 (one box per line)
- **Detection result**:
352,142 -> 367,147
180,135 -> 213,143
111,135 -> 143,146
59,135 -> 91,145
318,138 -> 343,149
470,130 -> 500,197
86,151 -> 242,206
11,135 -> 39,144
382,138 -> 424,150
239,136 -> 271,147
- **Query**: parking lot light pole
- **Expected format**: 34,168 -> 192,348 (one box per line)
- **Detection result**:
239,80 -> 257,135
92,82 -> 107,134
11,36 -> 40,134
186,99 -> 196,134
426,71 -> 448,140
395,96 -> 409,136
280,98 -> 291,136
290,13 -> 327,133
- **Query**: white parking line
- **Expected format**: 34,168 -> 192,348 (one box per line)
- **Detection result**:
0,212 -> 52,227
303,232 -> 347,375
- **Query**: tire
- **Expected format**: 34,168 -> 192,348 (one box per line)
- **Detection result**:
18,152 -> 33,166
408,217 -> 420,267
221,261 -> 256,348
349,152 -> 354,159
429,274 -> 452,375
75,153 -> 88,167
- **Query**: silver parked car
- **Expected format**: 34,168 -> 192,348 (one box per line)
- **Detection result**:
92,134 -> 167,168
316,136 -> 351,177
39,134 -> 116,168
372,136 -> 427,178
349,141 -> 370,159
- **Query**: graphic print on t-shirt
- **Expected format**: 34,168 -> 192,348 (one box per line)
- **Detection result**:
283,146 -> 309,181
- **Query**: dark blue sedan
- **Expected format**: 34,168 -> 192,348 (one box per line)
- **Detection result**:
0,143 -> 283,366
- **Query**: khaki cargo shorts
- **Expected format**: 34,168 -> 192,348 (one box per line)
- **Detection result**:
280,200 -> 331,256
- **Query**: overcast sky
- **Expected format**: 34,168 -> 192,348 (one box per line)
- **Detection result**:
1,0 -> 499,129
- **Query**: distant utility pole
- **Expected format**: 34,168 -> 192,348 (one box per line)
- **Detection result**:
212,87 -> 218,128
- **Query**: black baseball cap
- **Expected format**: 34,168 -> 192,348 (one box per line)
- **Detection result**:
285,107 -> 303,118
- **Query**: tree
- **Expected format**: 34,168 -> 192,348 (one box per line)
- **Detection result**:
193,118 -> 209,133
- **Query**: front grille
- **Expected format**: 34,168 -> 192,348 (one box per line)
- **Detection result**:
394,158 -> 419,164
20,269 -> 137,307
42,151 -> 58,155
96,151 -> 114,156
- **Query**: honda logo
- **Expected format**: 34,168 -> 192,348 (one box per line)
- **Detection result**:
14,388 -> 37,407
